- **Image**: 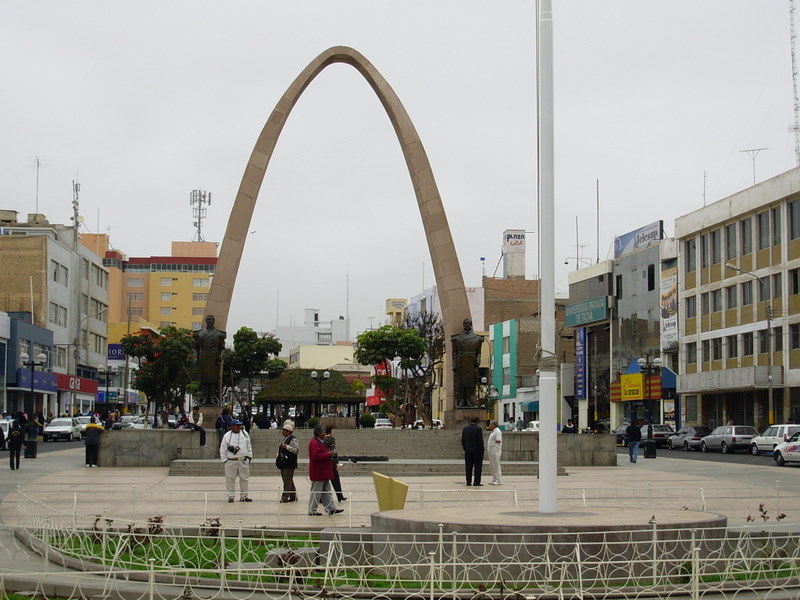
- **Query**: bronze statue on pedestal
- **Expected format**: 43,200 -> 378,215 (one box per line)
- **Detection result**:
451,318 -> 483,407
193,315 -> 226,405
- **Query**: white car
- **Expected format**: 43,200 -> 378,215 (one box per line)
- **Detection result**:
75,416 -> 92,438
412,419 -> 444,429
0,418 -> 17,443
773,431 -> 800,466
751,424 -> 800,455
374,418 -> 393,430
523,421 -> 540,432
43,417 -> 81,441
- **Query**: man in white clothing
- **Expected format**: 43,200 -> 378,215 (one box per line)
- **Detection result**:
219,419 -> 253,502
487,420 -> 503,485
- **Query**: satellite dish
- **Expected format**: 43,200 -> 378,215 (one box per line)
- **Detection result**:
76,216 -> 84,224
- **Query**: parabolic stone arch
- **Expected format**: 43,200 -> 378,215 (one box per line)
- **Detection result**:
205,46 -> 471,417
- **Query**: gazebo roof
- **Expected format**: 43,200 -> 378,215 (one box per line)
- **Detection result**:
255,368 -> 363,404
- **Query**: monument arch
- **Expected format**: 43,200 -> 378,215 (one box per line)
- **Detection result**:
205,46 -> 471,418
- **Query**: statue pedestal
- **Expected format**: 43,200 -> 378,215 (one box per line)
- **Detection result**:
444,408 -> 486,429
198,406 -> 221,430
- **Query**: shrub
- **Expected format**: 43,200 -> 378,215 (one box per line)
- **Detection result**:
359,413 -> 376,428
306,417 -> 319,430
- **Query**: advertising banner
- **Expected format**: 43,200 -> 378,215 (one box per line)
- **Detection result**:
502,229 -> 526,253
621,373 -> 644,401
566,297 -> 608,327
614,221 -> 663,258
660,258 -> 678,349
575,328 -> 586,399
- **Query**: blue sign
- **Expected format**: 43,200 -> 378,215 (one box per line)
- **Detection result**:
613,221 -> 663,258
575,328 -> 586,400
108,344 -> 125,361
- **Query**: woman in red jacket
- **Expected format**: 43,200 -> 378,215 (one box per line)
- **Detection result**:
307,424 -> 344,516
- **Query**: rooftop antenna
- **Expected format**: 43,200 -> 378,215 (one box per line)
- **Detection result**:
595,179 -> 600,264
190,189 -> 211,241
34,156 -> 41,214
791,0 -> 800,165
740,148 -> 768,186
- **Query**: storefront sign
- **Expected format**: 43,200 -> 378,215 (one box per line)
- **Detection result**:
566,297 -> 608,327
620,373 -> 644,401
55,373 -> 99,394
575,328 -> 586,399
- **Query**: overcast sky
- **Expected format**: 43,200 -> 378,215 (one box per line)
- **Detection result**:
1,1 -> 796,338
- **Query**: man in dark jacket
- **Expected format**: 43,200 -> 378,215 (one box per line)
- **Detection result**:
84,416 -> 104,467
461,416 -> 485,486
8,421 -> 24,470
626,420 -> 643,463
307,424 -> 343,516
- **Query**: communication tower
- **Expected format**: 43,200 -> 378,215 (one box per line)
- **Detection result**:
190,189 -> 211,242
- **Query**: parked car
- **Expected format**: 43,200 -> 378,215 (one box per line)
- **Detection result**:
131,415 -> 155,429
700,425 -> 759,453
43,417 -> 81,441
374,418 -> 393,430
168,414 -> 177,429
75,415 -> 92,438
751,424 -> 800,455
613,424 -> 631,446
112,415 -> 138,430
523,421 -> 540,432
772,431 -> 800,466
640,424 -> 675,447
667,426 -> 712,451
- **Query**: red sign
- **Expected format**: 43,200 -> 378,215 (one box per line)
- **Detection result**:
366,395 -> 382,406
55,373 -> 99,394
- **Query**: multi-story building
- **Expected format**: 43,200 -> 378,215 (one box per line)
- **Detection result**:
273,308 -> 351,357
676,167 -> 800,430
0,211 -> 109,415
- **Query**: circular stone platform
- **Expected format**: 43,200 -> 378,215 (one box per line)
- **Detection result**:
370,506 -> 727,534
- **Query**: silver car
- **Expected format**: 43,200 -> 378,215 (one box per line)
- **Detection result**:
43,417 -> 81,441
700,425 -> 759,454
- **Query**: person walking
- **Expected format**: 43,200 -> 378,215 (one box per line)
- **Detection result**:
84,416 -> 104,467
626,419 -> 643,463
219,419 -> 253,502
461,416 -> 485,486
487,419 -> 503,485
276,419 -> 299,503
324,425 -> 347,502
8,420 -> 23,470
307,424 -> 343,516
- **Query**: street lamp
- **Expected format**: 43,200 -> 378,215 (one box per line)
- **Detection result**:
637,355 -> 662,438
310,370 -> 330,418
726,264 -> 774,425
20,351 -> 48,414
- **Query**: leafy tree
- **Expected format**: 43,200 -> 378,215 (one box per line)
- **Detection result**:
395,311 -> 445,427
354,324 -> 428,423
120,326 -> 195,420
223,327 -> 283,412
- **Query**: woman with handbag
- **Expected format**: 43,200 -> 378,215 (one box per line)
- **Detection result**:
276,420 -> 299,502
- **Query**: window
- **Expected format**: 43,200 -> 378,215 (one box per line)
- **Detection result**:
710,229 -> 721,264
160,278 -> 172,287
700,233 -> 709,268
192,322 -> 202,330
91,264 -> 107,288
792,269 -> 800,295
192,278 -> 209,287
159,321 -> 172,329
615,274 -> 623,299
685,296 -> 697,318
791,324 -> 800,350
741,217 -> 753,254
90,299 -> 107,322
647,264 -> 655,291
712,338 -> 722,360
128,292 -> 144,301
742,281 -> 753,306
686,342 -> 697,364
790,199 -> 800,240
727,335 -> 738,358
685,238 -> 696,273
757,212 -> 770,250
56,346 -> 67,369
160,293 -> 172,301
81,294 -> 89,314
160,307 -> 172,315
502,367 -> 511,386
91,332 -> 106,355
192,307 -> 204,316
773,207 -> 782,245
759,330 -> 769,354
51,260 -> 68,285
725,285 -> 737,309
192,293 -> 208,302
774,273 -> 783,299
702,340 -> 710,362
701,292 -> 709,315
128,279 -> 144,288
317,331 -> 333,344
48,302 -> 68,327
711,289 -> 722,312
82,258 -> 89,279
758,278 -> 771,302
129,307 -> 143,316
725,223 -> 738,259
775,326 -> 784,351
742,332 -> 754,356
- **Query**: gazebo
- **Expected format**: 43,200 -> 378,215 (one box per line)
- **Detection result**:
254,368 -> 364,427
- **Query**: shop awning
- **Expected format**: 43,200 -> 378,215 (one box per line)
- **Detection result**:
520,400 -> 539,412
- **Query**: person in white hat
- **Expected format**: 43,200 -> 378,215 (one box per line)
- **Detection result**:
276,419 -> 299,502
219,419 -> 253,502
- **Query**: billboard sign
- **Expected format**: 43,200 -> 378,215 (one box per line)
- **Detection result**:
502,229 -> 526,254
575,328 -> 586,399
566,296 -> 609,327
661,258 -> 678,348
614,221 -> 663,258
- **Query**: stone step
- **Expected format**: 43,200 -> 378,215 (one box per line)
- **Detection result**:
168,458 -> 564,477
